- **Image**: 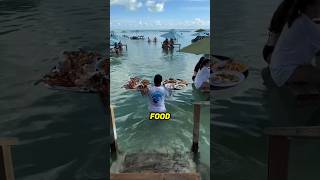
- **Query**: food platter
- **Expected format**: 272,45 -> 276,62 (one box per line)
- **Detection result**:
211,70 -> 245,87
124,77 -> 188,91
212,59 -> 248,73
163,78 -> 188,90
164,83 -> 175,89
174,84 -> 187,90
123,77 -> 150,91
39,50 -> 109,93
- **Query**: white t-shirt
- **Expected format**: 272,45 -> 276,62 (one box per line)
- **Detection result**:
270,14 -> 320,87
194,67 -> 210,89
147,85 -> 170,112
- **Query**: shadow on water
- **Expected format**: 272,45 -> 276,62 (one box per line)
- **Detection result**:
9,92 -> 107,179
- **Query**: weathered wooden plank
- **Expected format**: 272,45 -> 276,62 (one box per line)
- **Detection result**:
264,126 -> 320,138
191,103 -> 201,153
110,105 -> 118,156
0,142 -> 17,180
194,101 -> 210,106
111,173 -> 200,180
0,139 -> 17,146
267,136 -> 290,180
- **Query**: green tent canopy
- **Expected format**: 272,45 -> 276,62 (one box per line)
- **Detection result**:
194,28 -> 206,32
180,37 -> 210,55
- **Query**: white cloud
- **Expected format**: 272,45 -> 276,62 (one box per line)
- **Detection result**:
111,0 -> 143,11
193,18 -> 208,26
145,0 -> 165,12
154,20 -> 162,26
188,0 -> 208,2
111,0 -> 165,12
182,6 -> 210,11
111,18 -> 210,30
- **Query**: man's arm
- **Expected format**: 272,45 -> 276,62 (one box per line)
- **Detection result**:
165,87 -> 172,97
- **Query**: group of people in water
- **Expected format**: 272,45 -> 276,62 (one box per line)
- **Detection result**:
263,0 -> 320,87
162,38 -> 175,49
112,41 -> 123,54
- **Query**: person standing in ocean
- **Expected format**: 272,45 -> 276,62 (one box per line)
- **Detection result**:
140,74 -> 171,113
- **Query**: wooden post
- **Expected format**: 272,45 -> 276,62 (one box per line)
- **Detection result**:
191,103 -> 201,153
0,138 -> 17,180
191,101 -> 209,154
110,105 -> 118,158
267,136 -> 290,180
173,44 -> 181,51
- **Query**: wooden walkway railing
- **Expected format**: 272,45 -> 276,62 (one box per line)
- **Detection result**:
191,101 -> 210,153
0,138 -> 17,180
264,126 -> 320,180
110,105 -> 118,159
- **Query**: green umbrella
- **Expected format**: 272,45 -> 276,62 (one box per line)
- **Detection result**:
194,28 -> 206,32
180,37 -> 210,55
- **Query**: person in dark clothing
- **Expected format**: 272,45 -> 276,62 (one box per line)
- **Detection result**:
263,0 -> 295,63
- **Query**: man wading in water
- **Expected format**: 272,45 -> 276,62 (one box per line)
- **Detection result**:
141,74 -> 171,113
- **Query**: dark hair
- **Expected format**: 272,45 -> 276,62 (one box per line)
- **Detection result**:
154,74 -> 162,86
288,0 -> 317,27
199,59 -> 210,70
269,0 -> 295,33
194,57 -> 206,72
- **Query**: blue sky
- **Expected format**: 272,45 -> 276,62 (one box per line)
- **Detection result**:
110,0 -> 210,30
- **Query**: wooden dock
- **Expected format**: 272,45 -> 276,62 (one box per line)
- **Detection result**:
110,101 -> 209,179
111,173 -> 200,180
264,126 -> 320,180
0,138 -> 17,180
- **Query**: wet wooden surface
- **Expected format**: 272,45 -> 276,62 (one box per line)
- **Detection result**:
0,138 -> 17,180
264,126 -> 320,137
111,173 -> 200,180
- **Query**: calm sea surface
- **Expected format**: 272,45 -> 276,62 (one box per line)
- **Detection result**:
0,0 -> 108,179
110,30 -> 210,179
213,0 -> 320,180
